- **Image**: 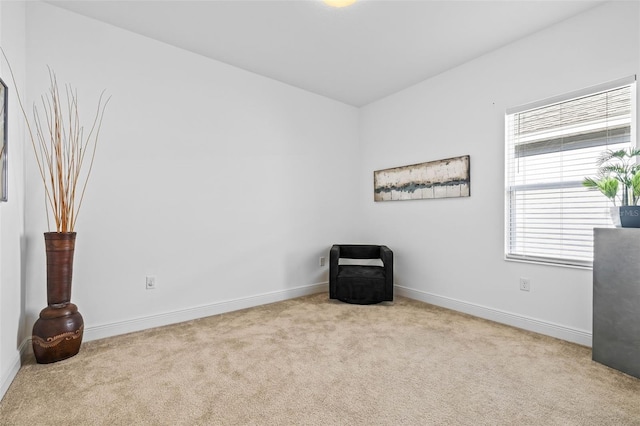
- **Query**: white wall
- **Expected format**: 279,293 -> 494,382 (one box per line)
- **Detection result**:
23,2 -> 360,343
0,0 -> 26,400
4,0 -> 636,403
359,1 -> 640,346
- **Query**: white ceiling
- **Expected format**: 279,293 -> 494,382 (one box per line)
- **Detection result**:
46,0 -> 605,107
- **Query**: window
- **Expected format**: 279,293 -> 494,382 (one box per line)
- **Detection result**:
505,77 -> 636,267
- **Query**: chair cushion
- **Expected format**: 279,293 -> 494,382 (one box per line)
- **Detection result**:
336,265 -> 386,304
337,265 -> 385,280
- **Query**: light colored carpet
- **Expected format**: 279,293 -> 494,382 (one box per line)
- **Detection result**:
1,293 -> 639,425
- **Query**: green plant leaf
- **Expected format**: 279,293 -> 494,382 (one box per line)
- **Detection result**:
632,172 -> 640,205
583,176 -> 618,204
586,147 -> 640,206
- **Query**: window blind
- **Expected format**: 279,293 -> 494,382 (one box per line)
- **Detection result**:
505,78 -> 635,267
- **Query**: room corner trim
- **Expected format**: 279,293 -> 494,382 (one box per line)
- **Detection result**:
396,285 -> 592,347
0,348 -> 22,402
81,282 -> 329,343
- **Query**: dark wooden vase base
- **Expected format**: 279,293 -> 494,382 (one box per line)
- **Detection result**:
32,232 -> 84,364
32,303 -> 84,363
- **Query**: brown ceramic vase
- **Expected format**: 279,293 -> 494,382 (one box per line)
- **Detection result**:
32,232 -> 84,363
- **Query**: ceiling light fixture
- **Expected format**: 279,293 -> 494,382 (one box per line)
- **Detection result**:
323,0 -> 357,8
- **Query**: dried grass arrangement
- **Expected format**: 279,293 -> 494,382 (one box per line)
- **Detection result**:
29,69 -> 110,232
1,47 -> 109,232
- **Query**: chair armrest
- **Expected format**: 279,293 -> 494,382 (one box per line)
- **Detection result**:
380,245 -> 393,285
330,245 -> 340,267
329,245 -> 340,297
380,245 -> 393,264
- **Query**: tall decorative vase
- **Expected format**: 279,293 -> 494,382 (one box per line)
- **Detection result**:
31,232 -> 84,363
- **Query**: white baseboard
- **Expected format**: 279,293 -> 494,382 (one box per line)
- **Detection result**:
78,282 -> 592,347
395,285 -> 592,347
0,347 -> 23,402
83,282 -> 329,343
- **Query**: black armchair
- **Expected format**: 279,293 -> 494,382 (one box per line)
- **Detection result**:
329,244 -> 393,305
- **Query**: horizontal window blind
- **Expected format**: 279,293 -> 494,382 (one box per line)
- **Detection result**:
505,79 -> 635,267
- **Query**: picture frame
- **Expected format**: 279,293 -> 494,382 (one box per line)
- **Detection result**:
0,77 -> 6,202
374,155 -> 470,201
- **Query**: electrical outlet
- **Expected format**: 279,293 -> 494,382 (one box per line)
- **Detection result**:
146,276 -> 156,290
319,256 -> 326,267
519,277 -> 531,292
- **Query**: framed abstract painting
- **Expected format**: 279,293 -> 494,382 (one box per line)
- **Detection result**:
0,77 -> 6,202
374,155 -> 470,201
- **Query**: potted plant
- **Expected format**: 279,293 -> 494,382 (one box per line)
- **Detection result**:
583,148 -> 640,228
2,48 -> 109,362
